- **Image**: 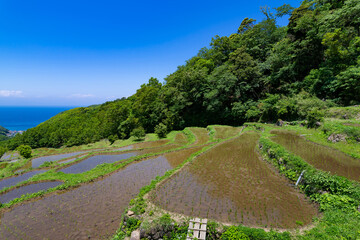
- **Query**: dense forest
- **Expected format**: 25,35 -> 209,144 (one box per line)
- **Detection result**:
0,126 -> 9,141
3,0 -> 360,149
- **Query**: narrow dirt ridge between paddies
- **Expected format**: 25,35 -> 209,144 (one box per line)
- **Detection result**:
0,145 -> 205,240
270,129 -> 360,182
150,131 -> 318,229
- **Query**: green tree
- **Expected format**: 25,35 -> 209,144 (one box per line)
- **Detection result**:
130,127 -> 146,141
0,146 -> 6,159
17,145 -> 32,158
155,123 -> 167,138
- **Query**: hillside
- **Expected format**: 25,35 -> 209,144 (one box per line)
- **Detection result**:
3,0 -> 360,150
0,126 -> 9,141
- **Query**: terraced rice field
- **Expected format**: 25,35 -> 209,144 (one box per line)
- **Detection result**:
31,151 -> 87,168
0,181 -> 63,203
189,128 -> 210,145
0,170 -> 47,190
271,129 -> 360,181
213,126 -> 241,139
151,132 -> 317,228
59,152 -> 138,174
0,146 -> 202,239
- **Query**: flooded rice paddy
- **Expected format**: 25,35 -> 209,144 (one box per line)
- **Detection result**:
151,132 -> 317,228
189,128 -> 210,145
213,126 -> 241,139
31,152 -> 86,168
0,181 -> 63,203
113,145 -> 134,151
0,170 -> 47,190
59,152 -> 138,174
271,129 -> 360,181
0,147 -> 201,239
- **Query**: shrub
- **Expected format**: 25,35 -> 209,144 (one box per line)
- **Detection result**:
17,145 -> 32,158
108,134 -> 119,145
306,108 -> 324,128
130,127 -> 146,140
0,146 -> 6,159
155,123 -> 167,138
221,226 -> 250,240
314,193 -> 359,212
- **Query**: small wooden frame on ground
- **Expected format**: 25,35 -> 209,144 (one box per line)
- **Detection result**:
187,218 -> 207,240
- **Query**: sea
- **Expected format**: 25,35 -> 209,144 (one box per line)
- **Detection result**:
0,106 -> 77,131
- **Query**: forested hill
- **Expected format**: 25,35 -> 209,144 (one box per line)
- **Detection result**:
0,126 -> 9,141
4,0 -> 360,149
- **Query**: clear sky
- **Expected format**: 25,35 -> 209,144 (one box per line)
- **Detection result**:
0,0 -> 301,106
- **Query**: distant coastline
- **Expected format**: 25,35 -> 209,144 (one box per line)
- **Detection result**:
0,106 -> 77,131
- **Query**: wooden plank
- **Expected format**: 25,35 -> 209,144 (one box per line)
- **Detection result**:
200,224 -> 207,231
193,230 -> 200,238
199,231 -> 206,240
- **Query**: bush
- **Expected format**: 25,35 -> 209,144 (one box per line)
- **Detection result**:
221,226 -> 250,240
0,146 -> 6,159
17,145 -> 32,158
155,123 -> 167,138
306,108 -> 324,128
108,134 -> 119,145
130,127 -> 146,140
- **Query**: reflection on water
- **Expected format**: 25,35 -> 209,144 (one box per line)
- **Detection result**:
32,152 -> 86,168
0,170 -> 47,190
0,181 -> 63,203
59,152 -> 138,174
0,147 -> 200,239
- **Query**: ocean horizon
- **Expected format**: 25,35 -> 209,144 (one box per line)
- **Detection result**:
0,106 -> 78,131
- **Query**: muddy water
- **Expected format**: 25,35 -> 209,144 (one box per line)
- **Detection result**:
0,170 -> 47,190
0,181 -> 63,203
271,130 -> 360,181
189,128 -> 210,145
214,126 -> 240,139
0,147 -> 201,239
151,132 -> 317,228
31,152 -> 86,168
59,152 -> 138,174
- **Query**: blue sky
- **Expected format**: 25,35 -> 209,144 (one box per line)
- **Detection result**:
0,0 -> 301,106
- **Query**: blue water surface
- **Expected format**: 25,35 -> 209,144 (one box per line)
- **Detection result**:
0,106 -> 77,131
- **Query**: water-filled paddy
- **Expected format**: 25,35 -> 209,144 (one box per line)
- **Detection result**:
151,132 -> 317,228
189,128 -> 210,145
0,147 -> 201,239
31,151 -> 86,168
0,181 -> 62,203
0,170 -> 47,190
59,152 -> 138,174
271,129 -> 360,181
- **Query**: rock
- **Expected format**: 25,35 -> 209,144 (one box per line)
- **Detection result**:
327,133 -> 347,143
140,229 -> 146,238
130,230 -> 140,240
153,232 -> 161,239
276,119 -> 284,127
127,210 -> 135,216
278,158 -> 283,165
342,114 -> 348,119
315,121 -> 322,127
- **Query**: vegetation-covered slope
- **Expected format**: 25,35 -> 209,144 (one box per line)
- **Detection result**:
4,0 -> 360,149
0,126 -> 9,142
